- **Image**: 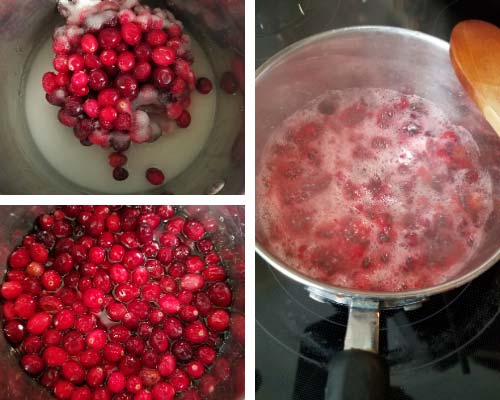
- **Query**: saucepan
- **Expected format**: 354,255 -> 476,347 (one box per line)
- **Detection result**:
0,0 -> 244,194
255,26 -> 500,399
0,205 -> 245,399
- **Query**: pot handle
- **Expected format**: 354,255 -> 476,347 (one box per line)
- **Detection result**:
325,305 -> 389,400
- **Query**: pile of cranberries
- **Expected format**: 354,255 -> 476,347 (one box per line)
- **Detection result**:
42,1 -> 215,184
1,206 -> 241,400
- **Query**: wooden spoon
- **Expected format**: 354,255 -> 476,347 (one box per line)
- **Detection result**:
450,20 -> 500,135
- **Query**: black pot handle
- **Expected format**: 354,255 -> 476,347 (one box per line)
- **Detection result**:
325,349 -> 389,400
323,303 -> 389,400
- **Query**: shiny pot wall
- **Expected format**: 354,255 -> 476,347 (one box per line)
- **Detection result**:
0,205 -> 245,399
256,26 -> 500,304
0,0 -> 244,194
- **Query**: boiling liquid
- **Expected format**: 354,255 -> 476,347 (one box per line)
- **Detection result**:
25,35 -> 216,193
257,88 -> 493,291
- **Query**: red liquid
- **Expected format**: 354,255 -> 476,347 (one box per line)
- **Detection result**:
256,88 -> 493,292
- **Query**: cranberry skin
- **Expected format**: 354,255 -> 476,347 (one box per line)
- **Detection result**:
171,340 -> 193,362
3,320 -> 26,344
9,248 -> 30,268
196,77 -> 213,94
152,46 -> 175,66
197,346 -> 216,366
21,354 -> 45,376
99,28 -> 121,49
121,22 -> 142,46
14,294 -> 36,319
108,371 -> 126,393
208,282 -> 232,307
164,317 -> 183,339
54,310 -> 75,331
152,382 -> 175,400
169,369 -> 190,392
82,288 -> 105,308
180,274 -> 204,291
1,281 -> 23,300
184,321 -> 208,344
207,309 -> 230,331
43,346 -> 68,366
146,168 -> 165,185
186,361 -> 205,379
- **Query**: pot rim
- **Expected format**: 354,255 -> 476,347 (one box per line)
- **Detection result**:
255,25 -> 500,304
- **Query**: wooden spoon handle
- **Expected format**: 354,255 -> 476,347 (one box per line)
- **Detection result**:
450,20 -> 500,135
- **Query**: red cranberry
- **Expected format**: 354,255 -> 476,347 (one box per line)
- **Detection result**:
220,71 -> 238,94
3,320 -> 26,344
202,266 -> 226,282
197,346 -> 216,366
89,69 -> 109,91
86,328 -> 107,350
63,331 -> 85,355
152,382 -> 175,400
79,349 -> 101,368
115,73 -> 139,98
126,375 -> 143,393
196,77 -> 213,94
108,371 -> 126,393
82,288 -> 105,308
131,266 -> 149,285
169,369 -> 189,392
186,361 -> 204,379
61,360 -> 85,384
207,309 -> 230,331
134,43 -> 152,60
72,387 -> 91,400
1,281 -> 23,300
21,354 -> 45,376
142,348 -> 160,369
113,167 -> 129,181
121,23 -> 142,45
164,317 -> 183,339
145,168 -> 165,185
180,274 -> 204,291
184,321 -> 208,344
43,346 -> 68,366
183,220 -> 205,241
14,293 -> 36,318
208,282 -> 232,307
158,294 -> 180,314
81,33 -> 99,53
199,374 -> 217,397
171,340 -> 193,362
158,353 -> 176,377
152,66 -> 173,89
21,335 -> 43,353
176,110 -> 191,128
152,46 -> 175,66
54,380 -> 75,399
99,28 -> 121,49
53,309 -> 75,331
87,366 -> 106,387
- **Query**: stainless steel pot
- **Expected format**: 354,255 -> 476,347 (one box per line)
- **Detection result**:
0,0 -> 244,194
0,205 -> 245,399
256,26 -> 500,400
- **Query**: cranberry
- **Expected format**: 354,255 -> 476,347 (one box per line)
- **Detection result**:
164,317 -> 183,339
183,220 -> 205,241
61,360 -> 85,384
43,346 -> 68,366
108,371 -> 126,393
207,309 -> 230,331
176,110 -> 191,128
53,55 -> 69,72
208,282 -> 232,307
113,167 -> 129,181
152,66 -> 173,89
197,346 -> 216,366
121,23 -> 142,45
68,54 -> 84,72
29,242 -> 49,262
169,369 -> 190,392
53,309 -> 75,331
134,43 -> 152,60
86,329 -> 107,350
1,281 -> 23,300
184,321 -> 208,344
196,77 -> 213,94
199,374 -> 217,397
115,73 -> 139,98
126,375 -> 143,393
99,28 -> 121,49
171,340 -> 193,362
134,61 -> 152,81
145,168 -> 165,185
21,354 -> 45,376
180,274 -> 204,291
87,366 -> 106,387
117,51 -> 136,72
158,294 -> 180,314
81,33 -> 99,53
3,320 -> 26,344
202,266 -> 226,282
152,382 -> 175,400
72,387 -> 91,400
186,361 -> 204,379
63,331 -> 85,355
82,288 -> 105,308
89,69 -> 109,91
139,368 -> 161,387
21,335 -> 43,353
14,293 -> 36,318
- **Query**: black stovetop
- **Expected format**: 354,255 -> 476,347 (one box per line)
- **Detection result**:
256,255 -> 500,400
255,1 -> 500,399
